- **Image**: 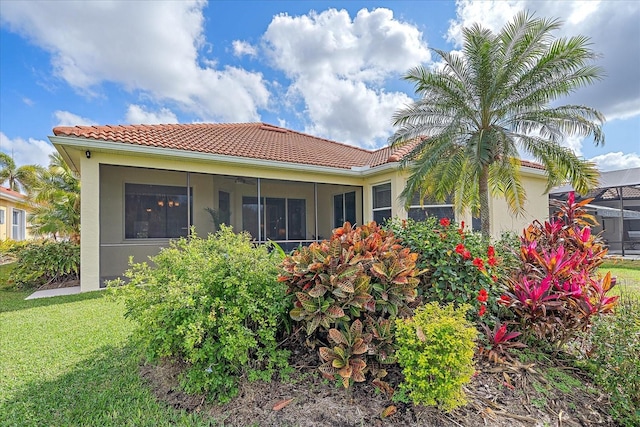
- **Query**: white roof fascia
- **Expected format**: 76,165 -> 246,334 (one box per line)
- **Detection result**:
0,191 -> 25,203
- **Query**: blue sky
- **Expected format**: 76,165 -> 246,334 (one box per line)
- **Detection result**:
1,0 -> 639,172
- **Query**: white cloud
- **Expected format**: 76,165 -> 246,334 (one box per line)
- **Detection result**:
126,105 -> 178,124
297,76 -> 413,147
54,110 -> 97,127
447,0 -> 640,122
589,151 -> 640,171
263,8 -> 430,147
446,0 -> 522,45
562,135 -> 585,157
0,132 -> 57,168
0,1 -> 269,122
232,40 -> 257,57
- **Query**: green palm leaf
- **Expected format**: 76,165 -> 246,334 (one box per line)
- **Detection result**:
390,11 -> 603,237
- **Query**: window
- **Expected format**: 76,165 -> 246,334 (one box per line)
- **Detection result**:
0,209 -> 5,225
334,191 -> 356,227
287,199 -> 306,240
372,183 -> 392,224
242,196 -> 306,241
407,193 -> 454,222
218,191 -> 231,225
11,209 -> 25,241
125,184 -> 192,239
242,196 -> 263,239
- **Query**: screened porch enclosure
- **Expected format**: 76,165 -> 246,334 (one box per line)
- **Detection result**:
99,165 -> 363,284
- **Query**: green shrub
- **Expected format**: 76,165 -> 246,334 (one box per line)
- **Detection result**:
589,294 -> 640,426
8,240 -> 79,289
111,226 -> 290,402
0,239 -> 31,262
394,302 -> 477,411
279,221 -> 419,387
388,217 -> 506,321
494,231 -> 521,275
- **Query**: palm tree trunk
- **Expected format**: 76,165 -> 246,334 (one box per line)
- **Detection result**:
479,165 -> 491,239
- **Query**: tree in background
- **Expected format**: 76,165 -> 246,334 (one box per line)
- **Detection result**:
28,153 -> 80,243
0,152 -> 42,194
389,11 -> 604,238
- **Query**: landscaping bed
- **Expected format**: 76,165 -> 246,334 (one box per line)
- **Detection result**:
141,339 -> 615,426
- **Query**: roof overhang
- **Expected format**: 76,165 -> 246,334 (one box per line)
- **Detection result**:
585,203 -> 640,219
49,135 -> 400,178
50,134 -> 545,182
0,191 -> 26,203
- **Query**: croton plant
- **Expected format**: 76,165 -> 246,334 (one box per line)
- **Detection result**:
279,221 -> 420,387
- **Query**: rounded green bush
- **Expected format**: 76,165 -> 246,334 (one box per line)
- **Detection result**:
395,302 -> 477,411
112,226 -> 290,402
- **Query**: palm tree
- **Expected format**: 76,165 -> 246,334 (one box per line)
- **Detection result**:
0,152 -> 42,194
29,153 -> 81,242
389,12 -> 604,238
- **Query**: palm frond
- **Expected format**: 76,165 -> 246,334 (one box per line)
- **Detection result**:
517,134 -> 600,193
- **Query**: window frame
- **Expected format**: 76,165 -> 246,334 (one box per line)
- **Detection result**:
333,191 -> 357,228
242,196 -> 306,242
124,183 -> 193,240
11,208 -> 25,241
408,204 -> 455,222
372,182 -> 392,224
407,193 -> 454,222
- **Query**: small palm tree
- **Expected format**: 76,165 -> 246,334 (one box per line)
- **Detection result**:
390,12 -> 604,238
29,153 -> 80,242
0,153 -> 42,194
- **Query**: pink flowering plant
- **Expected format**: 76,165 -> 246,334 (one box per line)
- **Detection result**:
388,216 -> 505,321
502,192 -> 619,350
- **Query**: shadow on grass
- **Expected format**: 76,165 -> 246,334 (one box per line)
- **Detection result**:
0,344 -> 218,427
0,289 -> 106,314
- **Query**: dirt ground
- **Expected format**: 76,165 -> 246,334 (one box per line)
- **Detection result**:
140,336 -> 616,427
37,278 -> 80,290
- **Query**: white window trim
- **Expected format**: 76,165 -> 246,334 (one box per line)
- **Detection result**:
11,208 -> 26,241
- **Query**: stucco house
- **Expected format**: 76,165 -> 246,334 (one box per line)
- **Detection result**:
0,186 -> 32,241
49,122 -> 549,292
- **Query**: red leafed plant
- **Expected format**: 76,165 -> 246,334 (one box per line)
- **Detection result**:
479,322 -> 526,363
504,192 -> 619,351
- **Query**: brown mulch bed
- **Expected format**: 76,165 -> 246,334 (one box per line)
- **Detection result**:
37,278 -> 80,290
140,336 -> 616,426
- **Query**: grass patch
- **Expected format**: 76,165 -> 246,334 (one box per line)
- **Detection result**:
0,289 -> 105,314
600,259 -> 640,296
0,290 -> 215,426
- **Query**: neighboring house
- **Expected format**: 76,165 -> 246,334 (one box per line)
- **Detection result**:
550,167 -> 640,255
49,123 -> 549,292
0,186 -> 31,241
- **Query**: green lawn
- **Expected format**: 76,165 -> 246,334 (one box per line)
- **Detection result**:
1,258 -> 638,426
600,259 -> 640,296
0,291 -> 214,427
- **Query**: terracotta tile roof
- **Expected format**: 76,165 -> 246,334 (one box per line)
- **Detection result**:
52,123 -> 544,171
0,186 -> 27,201
0,186 -> 25,197
520,159 -> 545,170
53,122 -> 410,170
